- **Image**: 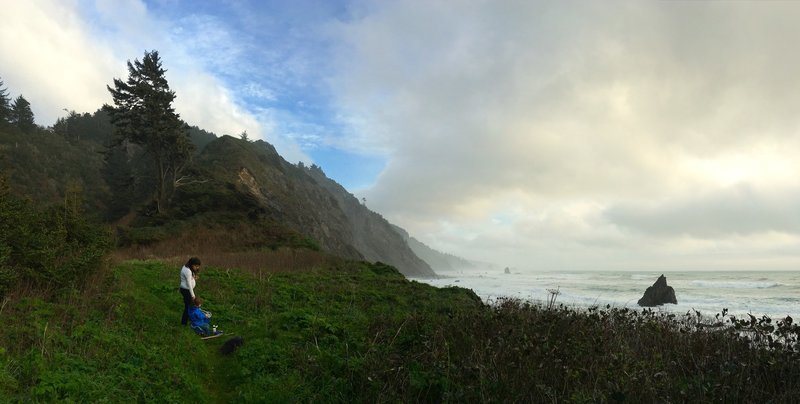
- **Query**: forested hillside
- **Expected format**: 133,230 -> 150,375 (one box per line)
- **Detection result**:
0,53 -> 435,277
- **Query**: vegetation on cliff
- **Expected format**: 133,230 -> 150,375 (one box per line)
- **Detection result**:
0,176 -> 110,297
0,57 -> 435,276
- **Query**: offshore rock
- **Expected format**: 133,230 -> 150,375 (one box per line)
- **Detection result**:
637,274 -> 678,307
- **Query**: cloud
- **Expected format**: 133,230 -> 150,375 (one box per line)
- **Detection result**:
169,70 -> 265,139
332,1 -> 800,269
0,0 -> 316,164
240,83 -> 277,102
606,184 -> 800,238
0,1 -> 121,123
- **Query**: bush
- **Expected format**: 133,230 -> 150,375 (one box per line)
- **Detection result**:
0,176 -> 111,296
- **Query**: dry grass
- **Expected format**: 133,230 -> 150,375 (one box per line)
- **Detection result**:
112,222 -> 337,275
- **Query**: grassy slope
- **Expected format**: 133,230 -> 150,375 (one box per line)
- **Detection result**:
0,260 -> 481,402
2,259 -> 800,402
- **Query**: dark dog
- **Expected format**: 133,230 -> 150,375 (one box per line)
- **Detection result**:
220,336 -> 244,355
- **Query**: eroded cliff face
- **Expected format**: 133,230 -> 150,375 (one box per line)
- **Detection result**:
197,136 -> 436,278
305,168 -> 436,278
237,168 -> 266,203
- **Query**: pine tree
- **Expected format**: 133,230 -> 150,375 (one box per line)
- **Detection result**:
10,95 -> 35,132
102,139 -> 136,220
0,77 -> 10,123
104,50 -> 193,214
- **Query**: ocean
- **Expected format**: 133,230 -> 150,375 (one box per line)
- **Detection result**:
413,270 -> 800,320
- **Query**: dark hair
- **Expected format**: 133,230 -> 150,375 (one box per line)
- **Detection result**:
185,257 -> 202,268
193,297 -> 203,306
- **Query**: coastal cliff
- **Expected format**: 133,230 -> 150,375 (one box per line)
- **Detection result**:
189,136 -> 436,277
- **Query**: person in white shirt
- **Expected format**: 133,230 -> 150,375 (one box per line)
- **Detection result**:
179,257 -> 201,326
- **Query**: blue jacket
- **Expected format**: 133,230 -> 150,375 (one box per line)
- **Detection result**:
189,306 -> 209,328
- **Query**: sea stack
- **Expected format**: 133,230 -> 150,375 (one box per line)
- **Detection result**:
637,274 -> 677,307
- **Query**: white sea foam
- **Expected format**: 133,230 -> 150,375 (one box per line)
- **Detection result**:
414,270 -> 800,320
690,280 -> 780,289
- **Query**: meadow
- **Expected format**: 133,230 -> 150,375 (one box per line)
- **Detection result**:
2,254 -> 800,402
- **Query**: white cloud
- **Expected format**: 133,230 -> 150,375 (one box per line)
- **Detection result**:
332,1 -> 800,270
0,0 -> 121,123
240,83 -> 277,101
170,70 -> 263,139
606,184 -> 800,238
0,0 -> 295,151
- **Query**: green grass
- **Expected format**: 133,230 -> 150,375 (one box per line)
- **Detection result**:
2,260 -> 800,402
0,260 -> 482,402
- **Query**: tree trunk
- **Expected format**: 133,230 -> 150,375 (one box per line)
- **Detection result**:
156,155 -> 167,214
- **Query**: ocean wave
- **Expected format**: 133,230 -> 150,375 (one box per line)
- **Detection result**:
690,280 -> 781,289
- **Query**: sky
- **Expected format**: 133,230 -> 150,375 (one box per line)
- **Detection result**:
3,1 -> 800,272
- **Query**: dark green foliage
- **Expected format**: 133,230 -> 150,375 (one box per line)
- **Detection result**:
0,77 -> 10,123
104,50 -> 193,214
101,139 -> 136,221
368,300 -> 800,402
187,125 -> 218,154
170,169 -> 262,219
52,109 -> 114,144
0,176 -> 111,296
10,95 -> 35,133
0,124 -> 110,213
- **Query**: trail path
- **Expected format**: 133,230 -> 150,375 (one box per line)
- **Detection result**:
203,337 -> 238,402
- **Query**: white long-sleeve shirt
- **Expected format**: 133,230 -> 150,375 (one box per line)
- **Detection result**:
180,265 -> 196,298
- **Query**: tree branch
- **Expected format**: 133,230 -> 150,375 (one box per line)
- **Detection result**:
174,176 -> 209,188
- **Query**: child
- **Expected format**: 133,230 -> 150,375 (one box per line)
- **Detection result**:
189,297 -> 220,337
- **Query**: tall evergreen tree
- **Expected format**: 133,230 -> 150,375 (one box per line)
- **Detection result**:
102,140 -> 136,220
104,50 -> 193,214
10,95 -> 35,132
0,77 -> 10,123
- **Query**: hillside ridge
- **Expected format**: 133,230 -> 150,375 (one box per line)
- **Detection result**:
0,119 -> 439,277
